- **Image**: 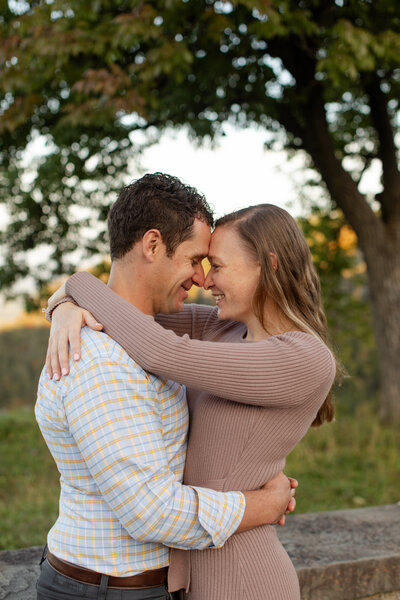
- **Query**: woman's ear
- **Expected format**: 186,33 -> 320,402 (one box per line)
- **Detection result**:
269,252 -> 278,272
142,229 -> 164,261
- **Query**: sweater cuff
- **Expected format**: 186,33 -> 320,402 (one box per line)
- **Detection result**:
44,296 -> 76,323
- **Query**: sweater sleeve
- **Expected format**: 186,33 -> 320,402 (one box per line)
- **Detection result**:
66,272 -> 336,408
155,304 -> 217,340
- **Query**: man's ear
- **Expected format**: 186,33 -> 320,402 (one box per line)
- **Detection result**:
142,229 -> 164,262
269,252 -> 278,272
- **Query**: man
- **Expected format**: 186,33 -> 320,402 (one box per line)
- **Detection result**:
36,173 -> 296,600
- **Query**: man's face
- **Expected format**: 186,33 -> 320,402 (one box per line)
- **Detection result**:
154,219 -> 211,314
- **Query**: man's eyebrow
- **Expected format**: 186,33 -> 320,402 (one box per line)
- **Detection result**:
192,254 -> 207,260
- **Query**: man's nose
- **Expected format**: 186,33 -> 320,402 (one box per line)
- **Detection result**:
192,263 -> 206,287
203,269 -> 213,290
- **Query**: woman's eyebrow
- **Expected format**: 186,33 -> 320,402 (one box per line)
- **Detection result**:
207,255 -> 222,262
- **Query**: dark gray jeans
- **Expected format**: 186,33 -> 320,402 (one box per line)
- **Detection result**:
37,559 -> 180,600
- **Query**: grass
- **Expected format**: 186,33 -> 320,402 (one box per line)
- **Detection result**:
0,408 -> 59,551
286,401 -> 400,512
1,400 -> 399,550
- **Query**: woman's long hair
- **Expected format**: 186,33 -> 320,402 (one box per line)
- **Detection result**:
215,204 -> 340,427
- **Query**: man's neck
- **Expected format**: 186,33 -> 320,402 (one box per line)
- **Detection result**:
107,261 -> 155,316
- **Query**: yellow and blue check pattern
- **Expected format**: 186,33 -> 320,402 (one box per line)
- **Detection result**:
36,328 -> 244,576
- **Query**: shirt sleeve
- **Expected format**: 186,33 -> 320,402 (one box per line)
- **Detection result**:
65,353 -> 244,550
66,271 -> 336,408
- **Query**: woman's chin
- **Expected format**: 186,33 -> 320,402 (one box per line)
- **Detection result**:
216,306 -> 228,320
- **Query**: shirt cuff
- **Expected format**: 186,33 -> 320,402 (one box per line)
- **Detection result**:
193,487 -> 245,548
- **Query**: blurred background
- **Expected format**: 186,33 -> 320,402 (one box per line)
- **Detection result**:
1,0 -> 399,551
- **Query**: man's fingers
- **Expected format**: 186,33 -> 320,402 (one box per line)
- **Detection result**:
287,497 -> 296,513
288,477 -> 298,489
277,515 -> 286,526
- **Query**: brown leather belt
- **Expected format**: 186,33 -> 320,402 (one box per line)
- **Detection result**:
46,550 -> 168,589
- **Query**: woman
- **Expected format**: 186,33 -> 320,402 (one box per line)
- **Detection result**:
47,204 -> 337,600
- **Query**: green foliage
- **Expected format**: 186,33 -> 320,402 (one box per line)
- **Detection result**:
0,326 -> 49,410
1,0 -> 399,299
298,207 -> 379,408
286,400 -> 400,513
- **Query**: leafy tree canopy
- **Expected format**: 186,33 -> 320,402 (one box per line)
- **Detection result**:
1,0 -> 399,296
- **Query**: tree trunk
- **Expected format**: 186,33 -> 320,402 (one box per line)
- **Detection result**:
362,234 -> 400,422
295,92 -> 400,423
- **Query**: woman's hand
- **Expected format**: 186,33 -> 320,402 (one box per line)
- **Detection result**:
45,302 -> 103,380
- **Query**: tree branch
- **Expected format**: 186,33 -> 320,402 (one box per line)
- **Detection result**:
362,72 -> 400,222
265,37 -> 381,246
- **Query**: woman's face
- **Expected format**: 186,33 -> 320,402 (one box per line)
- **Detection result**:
204,225 -> 261,324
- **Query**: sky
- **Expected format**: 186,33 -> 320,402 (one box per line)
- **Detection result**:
128,124 -> 305,218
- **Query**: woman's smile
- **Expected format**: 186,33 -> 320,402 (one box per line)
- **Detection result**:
214,293 -> 225,305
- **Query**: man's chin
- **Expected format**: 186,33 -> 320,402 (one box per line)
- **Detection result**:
167,300 -> 185,314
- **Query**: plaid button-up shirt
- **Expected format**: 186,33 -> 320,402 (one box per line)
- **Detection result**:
36,328 -> 244,576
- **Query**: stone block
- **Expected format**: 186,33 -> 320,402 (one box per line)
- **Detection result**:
0,546 -> 41,600
278,504 -> 400,600
0,504 -> 399,599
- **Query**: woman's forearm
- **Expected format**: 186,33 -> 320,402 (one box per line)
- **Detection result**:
66,272 -> 335,409
47,282 -> 67,309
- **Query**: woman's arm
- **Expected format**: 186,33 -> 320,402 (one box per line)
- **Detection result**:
44,280 -> 217,378
155,304 -> 217,340
47,280 -> 216,340
65,272 -> 336,408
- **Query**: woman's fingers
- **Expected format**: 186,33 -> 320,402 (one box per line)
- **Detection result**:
69,324 -> 82,363
44,304 -> 102,380
83,309 -> 103,333
45,336 -> 54,379
50,332 -> 62,381
59,309 -> 103,366
58,327 -> 71,376
67,310 -> 102,364
69,310 -> 95,362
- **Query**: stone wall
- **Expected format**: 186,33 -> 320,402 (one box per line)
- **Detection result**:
278,504 -> 400,600
1,504 -> 399,600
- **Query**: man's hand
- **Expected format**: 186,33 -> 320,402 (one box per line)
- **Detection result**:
263,474 -> 298,526
237,472 -> 297,533
45,303 -> 103,380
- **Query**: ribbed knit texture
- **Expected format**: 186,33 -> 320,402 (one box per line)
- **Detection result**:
66,272 -> 336,600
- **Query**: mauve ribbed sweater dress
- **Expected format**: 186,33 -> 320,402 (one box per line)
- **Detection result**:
66,272 -> 336,600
